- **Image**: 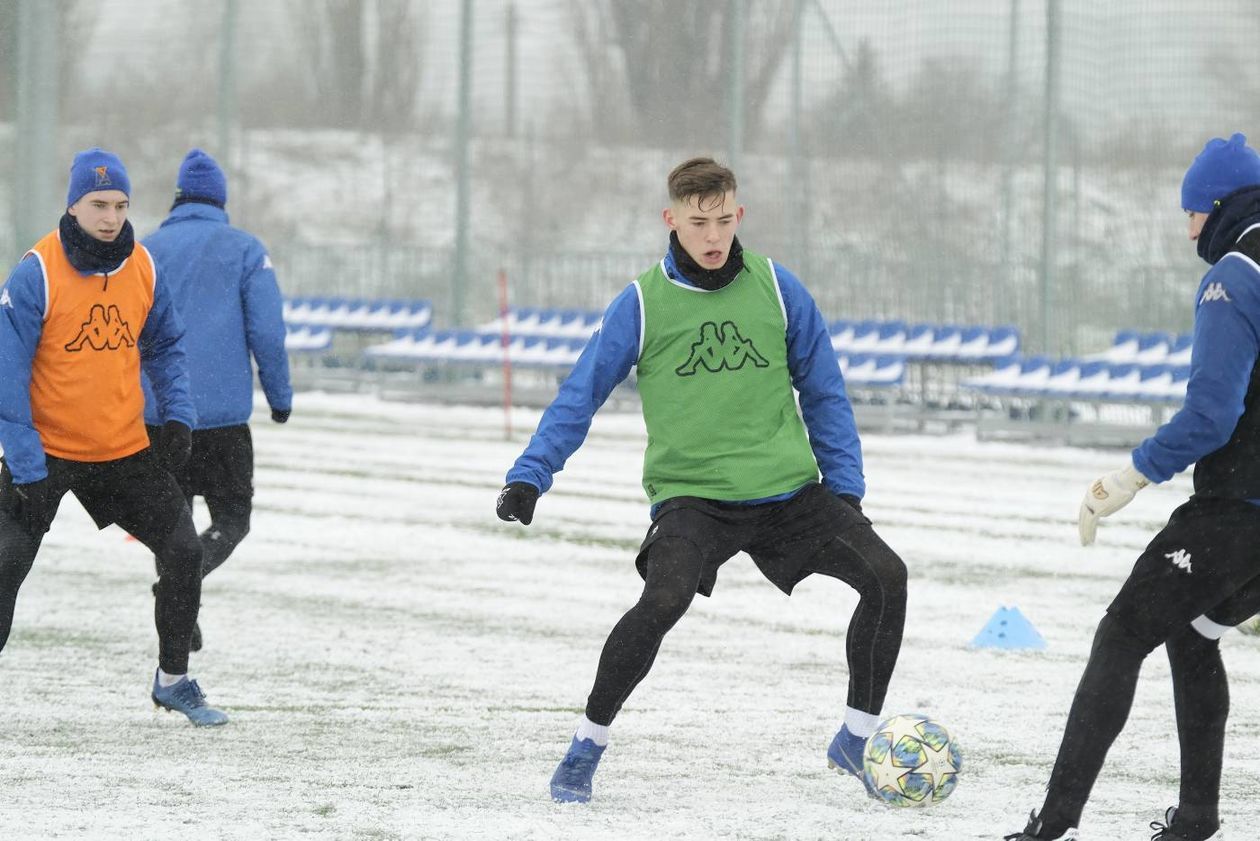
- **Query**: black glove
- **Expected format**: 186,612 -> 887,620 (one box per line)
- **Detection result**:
496,482 -> 540,525
12,479 -> 55,539
157,421 -> 192,472
271,408 -> 290,424
839,494 -> 864,515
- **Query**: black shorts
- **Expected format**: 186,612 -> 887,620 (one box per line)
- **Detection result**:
0,450 -> 189,544
147,424 -> 254,501
1109,497 -> 1260,645
636,482 -> 870,597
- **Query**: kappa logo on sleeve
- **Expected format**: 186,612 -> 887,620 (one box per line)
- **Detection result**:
63,304 -> 136,352
0,288 -> 10,308
1199,282 -> 1231,305
262,254 -> 272,270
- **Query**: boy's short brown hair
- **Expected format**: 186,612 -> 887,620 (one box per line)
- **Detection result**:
667,157 -> 737,205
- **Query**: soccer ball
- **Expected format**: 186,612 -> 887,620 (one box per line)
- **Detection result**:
862,713 -> 962,807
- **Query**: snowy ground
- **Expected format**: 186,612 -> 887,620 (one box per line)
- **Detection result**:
1,393 -> 1258,841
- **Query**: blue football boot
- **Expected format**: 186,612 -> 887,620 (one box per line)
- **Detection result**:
827,725 -> 876,795
549,736 -> 605,803
151,671 -> 229,727
827,725 -> 866,776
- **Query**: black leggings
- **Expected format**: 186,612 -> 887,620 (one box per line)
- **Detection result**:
584,525 -> 907,725
1042,614 -> 1227,832
189,494 -> 252,578
0,490 -> 202,675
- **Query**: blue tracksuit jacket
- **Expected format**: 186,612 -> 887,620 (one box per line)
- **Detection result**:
140,203 -> 291,429
1133,247 -> 1260,486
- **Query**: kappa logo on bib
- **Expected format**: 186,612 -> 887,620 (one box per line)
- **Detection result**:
675,320 -> 769,376
64,304 -> 136,352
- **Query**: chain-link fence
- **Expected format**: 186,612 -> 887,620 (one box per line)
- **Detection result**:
4,0 -> 1257,350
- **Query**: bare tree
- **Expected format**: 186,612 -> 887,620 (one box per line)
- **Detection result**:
271,0 -> 423,131
569,0 -> 795,148
806,37 -> 891,158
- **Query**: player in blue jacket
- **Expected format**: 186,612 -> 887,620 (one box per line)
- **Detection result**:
496,158 -> 908,804
141,149 -> 292,651
1007,134 -> 1260,841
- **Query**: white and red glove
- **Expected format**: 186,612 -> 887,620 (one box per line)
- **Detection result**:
1078,462 -> 1150,546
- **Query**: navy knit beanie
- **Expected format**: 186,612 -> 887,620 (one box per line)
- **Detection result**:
67,147 -> 130,207
1181,133 -> 1260,213
175,148 -> 227,207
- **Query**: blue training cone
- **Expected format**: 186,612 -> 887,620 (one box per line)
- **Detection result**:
970,605 -> 1047,651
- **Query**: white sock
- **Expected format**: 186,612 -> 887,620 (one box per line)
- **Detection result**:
574,715 -> 610,747
157,669 -> 186,688
843,707 -> 880,739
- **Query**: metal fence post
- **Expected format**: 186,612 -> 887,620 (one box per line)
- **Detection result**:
452,0 -> 475,327
1039,0 -> 1062,353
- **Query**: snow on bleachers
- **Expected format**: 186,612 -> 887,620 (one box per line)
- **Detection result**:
284,296 -> 432,333
474,307 -> 602,340
830,320 -> 1021,362
1086,330 -> 1192,366
840,353 -> 906,388
284,325 -> 333,352
963,356 -> 1190,404
364,327 -> 587,369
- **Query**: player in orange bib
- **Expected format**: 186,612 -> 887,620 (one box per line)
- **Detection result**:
0,148 -> 228,726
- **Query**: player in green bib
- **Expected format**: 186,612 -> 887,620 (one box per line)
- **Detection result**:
497,158 -> 908,804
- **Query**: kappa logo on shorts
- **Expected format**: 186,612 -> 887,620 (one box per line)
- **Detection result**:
1165,548 -> 1193,574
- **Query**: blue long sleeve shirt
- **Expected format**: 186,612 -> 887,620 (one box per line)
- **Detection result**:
506,253 -> 865,504
1133,252 -> 1260,483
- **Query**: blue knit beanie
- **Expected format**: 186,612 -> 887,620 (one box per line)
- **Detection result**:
1181,133 -> 1260,212
67,147 -> 130,207
175,148 -> 227,207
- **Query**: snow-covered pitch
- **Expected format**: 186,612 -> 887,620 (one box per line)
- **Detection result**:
1,393 -> 1257,840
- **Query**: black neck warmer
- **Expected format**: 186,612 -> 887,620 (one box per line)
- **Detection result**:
669,231 -> 746,291
1198,185 -> 1260,265
59,212 -> 135,274
172,195 -> 226,212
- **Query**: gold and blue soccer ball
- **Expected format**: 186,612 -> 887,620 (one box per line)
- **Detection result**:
862,713 -> 962,807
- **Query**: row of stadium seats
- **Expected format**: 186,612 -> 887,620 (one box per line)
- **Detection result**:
476,307 -> 602,339
840,354 -> 906,387
361,326 -> 909,386
284,325 -> 333,352
964,357 -> 1189,403
829,320 -> 1020,362
475,311 -> 1023,365
283,296 -> 433,331
365,330 -> 589,368
1085,330 -> 1192,366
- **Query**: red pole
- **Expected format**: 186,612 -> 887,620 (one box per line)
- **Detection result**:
498,269 -> 513,439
